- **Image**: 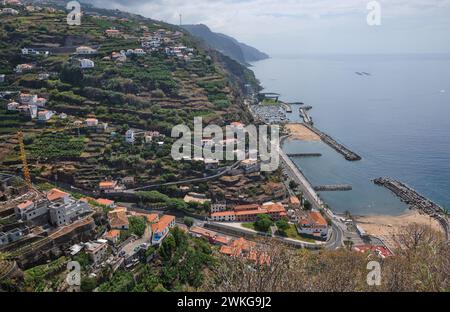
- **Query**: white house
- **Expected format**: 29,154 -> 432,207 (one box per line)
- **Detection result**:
15,200 -> 49,223
151,215 -> 175,245
76,46 -> 97,55
85,118 -> 99,128
79,59 -> 95,69
209,211 -> 236,222
37,110 -> 54,122
297,211 -> 329,240
19,93 -> 38,105
7,102 -> 19,111
15,64 -> 33,73
211,202 -> 227,213
85,241 -> 108,265
125,129 -> 135,143
1,8 -> 19,15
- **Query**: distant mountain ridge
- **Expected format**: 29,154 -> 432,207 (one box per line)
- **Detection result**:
182,24 -> 269,65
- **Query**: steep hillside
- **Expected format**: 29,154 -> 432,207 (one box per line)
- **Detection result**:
182,24 -> 269,65
0,3 -> 263,197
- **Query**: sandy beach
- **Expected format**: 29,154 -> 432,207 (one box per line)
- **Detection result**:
285,123 -> 320,141
355,210 -> 444,249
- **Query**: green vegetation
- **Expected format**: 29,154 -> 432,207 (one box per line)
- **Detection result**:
275,218 -> 290,236
254,214 -> 274,233
23,257 -> 67,292
98,227 -> 213,292
26,132 -> 86,160
120,216 -> 147,241
183,217 -> 194,228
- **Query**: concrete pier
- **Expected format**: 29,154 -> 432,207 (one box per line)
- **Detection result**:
314,185 -> 353,192
303,124 -> 362,161
286,153 -> 322,157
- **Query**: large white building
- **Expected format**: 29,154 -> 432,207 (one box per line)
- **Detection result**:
85,240 -> 108,265
48,200 -> 92,227
297,211 -> 329,240
15,200 -> 49,222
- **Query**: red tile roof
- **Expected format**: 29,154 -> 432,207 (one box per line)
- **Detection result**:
17,200 -> 33,210
47,188 -> 69,202
151,215 -> 175,234
96,198 -> 114,206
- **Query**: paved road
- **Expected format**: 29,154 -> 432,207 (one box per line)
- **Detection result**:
279,147 -> 344,249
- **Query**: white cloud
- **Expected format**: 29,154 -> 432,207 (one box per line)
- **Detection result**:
85,0 -> 450,54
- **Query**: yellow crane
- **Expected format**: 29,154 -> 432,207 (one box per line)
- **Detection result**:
17,131 -> 32,189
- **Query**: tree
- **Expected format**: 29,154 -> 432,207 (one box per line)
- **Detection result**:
275,218 -> 290,236
303,200 -> 312,211
183,217 -> 194,228
80,277 -> 97,292
254,214 -> 274,233
128,216 -> 147,237
289,180 -> 298,190
60,64 -> 84,85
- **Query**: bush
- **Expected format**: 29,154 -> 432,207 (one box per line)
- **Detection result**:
183,217 -> 194,228
254,214 -> 274,233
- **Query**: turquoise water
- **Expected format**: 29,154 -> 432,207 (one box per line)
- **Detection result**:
252,54 -> 450,216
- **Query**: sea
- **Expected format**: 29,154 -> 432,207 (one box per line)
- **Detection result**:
251,53 -> 450,216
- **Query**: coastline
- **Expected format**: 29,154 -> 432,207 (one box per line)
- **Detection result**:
355,210 -> 444,250
284,128 -> 447,238
284,123 -> 320,141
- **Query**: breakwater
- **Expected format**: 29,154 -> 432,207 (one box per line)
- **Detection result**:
374,177 -> 450,240
303,124 -> 362,161
314,185 -> 352,192
286,153 -> 322,157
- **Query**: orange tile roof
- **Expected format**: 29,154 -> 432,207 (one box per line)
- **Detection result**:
96,198 -> 115,206
211,211 -> 236,217
99,181 -> 117,188
146,213 -> 159,223
190,226 -> 217,238
299,211 -> 328,227
289,196 -> 301,205
79,197 -> 94,203
219,245 -> 234,255
213,235 -> 232,245
104,230 -> 120,239
265,203 -> 286,213
234,204 -> 260,211
151,215 -> 175,234
108,210 -> 129,229
47,188 -> 69,202
309,211 -> 328,226
17,200 -> 33,210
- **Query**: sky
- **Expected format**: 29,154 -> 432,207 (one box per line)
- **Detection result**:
84,0 -> 450,56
